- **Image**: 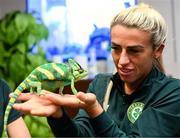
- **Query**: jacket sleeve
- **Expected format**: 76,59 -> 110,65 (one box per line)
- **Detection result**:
47,111 -> 80,137
1,79 -> 22,124
0,79 -> 22,137
47,74 -> 128,137
47,103 -> 96,137
48,74 -> 180,137
46,75 -> 102,137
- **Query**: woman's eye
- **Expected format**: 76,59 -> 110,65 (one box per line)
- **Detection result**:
111,46 -> 117,50
129,49 -> 139,53
128,48 -> 143,54
111,46 -> 121,51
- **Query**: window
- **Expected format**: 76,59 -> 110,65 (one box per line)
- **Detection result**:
26,0 -> 137,77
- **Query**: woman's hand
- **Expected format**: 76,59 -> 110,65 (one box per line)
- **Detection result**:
44,91 -> 104,118
12,91 -> 104,119
12,92 -> 63,118
76,92 -> 104,118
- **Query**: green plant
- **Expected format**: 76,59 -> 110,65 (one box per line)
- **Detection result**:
0,10 -> 49,89
24,115 -> 54,137
0,10 -> 54,137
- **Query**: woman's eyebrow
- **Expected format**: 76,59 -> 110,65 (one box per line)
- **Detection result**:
127,45 -> 144,49
111,42 -> 120,47
111,42 -> 144,49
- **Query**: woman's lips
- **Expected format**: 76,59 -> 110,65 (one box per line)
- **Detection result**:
119,68 -> 134,76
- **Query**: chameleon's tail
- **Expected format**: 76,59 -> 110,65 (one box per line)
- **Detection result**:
2,97 -> 16,137
2,82 -> 26,138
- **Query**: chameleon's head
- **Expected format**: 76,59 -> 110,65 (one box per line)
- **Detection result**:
68,58 -> 88,81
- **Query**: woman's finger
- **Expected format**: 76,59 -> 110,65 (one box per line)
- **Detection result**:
76,92 -> 96,105
13,102 -> 32,113
30,105 -> 62,117
9,92 -> 36,101
43,92 -> 83,107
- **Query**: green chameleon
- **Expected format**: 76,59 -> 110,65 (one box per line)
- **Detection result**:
2,58 -> 88,137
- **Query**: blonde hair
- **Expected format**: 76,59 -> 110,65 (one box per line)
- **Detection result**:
111,3 -> 167,72
111,3 -> 168,49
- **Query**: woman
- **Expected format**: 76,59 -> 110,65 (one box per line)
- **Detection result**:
12,3 -> 180,137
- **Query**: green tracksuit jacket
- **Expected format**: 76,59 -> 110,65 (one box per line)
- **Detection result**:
48,67 -> 180,137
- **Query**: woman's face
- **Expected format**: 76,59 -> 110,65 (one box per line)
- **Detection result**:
111,25 -> 162,89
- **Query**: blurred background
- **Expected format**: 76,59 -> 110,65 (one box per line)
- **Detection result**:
25,0 -> 138,78
1,0 -> 180,79
0,0 -> 180,137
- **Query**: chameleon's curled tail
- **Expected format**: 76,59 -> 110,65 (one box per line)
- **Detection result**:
2,82 -> 26,138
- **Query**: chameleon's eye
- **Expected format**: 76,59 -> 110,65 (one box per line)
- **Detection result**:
79,69 -> 83,73
76,62 -> 82,69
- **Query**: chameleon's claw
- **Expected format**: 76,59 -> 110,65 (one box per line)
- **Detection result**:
78,99 -> 85,105
38,90 -> 46,96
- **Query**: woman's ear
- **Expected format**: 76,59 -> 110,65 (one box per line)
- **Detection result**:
154,44 -> 165,58
153,44 -> 165,73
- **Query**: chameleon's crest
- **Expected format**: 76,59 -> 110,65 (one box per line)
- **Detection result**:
68,59 -> 88,81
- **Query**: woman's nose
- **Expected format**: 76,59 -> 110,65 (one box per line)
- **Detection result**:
118,50 -> 130,66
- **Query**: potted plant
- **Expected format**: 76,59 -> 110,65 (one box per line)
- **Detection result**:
0,10 -> 54,137
0,10 -> 49,89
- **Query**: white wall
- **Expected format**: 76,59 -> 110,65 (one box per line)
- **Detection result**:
0,0 -> 25,18
140,0 -> 180,78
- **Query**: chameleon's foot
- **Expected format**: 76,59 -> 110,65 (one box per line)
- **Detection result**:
37,90 -> 46,96
38,93 -> 45,96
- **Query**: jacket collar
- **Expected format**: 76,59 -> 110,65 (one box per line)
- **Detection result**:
111,66 -> 165,96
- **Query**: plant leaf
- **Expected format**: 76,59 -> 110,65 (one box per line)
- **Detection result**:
15,13 -> 29,35
5,22 -> 18,45
15,43 -> 26,54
